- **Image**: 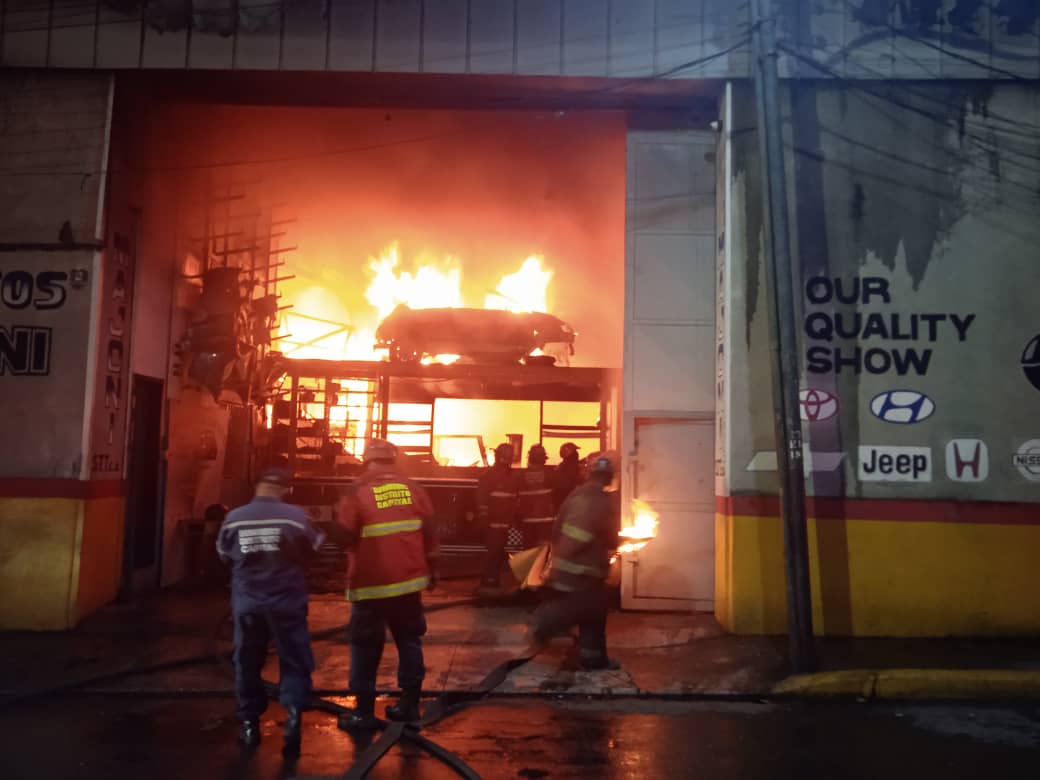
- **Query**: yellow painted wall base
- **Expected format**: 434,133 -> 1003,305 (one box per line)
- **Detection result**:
0,496 -> 124,630
716,512 -> 1040,637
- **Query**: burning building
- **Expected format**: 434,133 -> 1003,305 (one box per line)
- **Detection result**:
3,2 -> 1039,642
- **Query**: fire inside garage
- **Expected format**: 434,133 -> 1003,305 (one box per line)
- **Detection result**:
129,100 -> 695,598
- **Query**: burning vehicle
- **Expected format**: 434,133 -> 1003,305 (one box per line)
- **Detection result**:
374,305 -> 576,365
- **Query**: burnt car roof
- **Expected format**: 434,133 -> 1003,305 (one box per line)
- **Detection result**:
375,306 -> 576,362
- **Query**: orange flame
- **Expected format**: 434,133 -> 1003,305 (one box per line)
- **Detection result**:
615,499 -> 659,556
274,244 -> 566,463
485,255 -> 552,313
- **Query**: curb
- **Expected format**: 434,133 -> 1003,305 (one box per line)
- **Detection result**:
773,669 -> 1040,701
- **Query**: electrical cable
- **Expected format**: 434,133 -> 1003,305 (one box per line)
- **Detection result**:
836,0 -> 1036,81
779,44 -> 1040,175
0,34 -> 750,178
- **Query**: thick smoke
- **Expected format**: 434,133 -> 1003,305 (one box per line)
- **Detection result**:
147,105 -> 626,367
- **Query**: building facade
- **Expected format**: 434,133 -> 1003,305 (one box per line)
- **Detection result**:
1,0 -> 1038,632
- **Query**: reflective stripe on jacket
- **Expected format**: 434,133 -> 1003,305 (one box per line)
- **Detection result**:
335,466 -> 438,601
476,465 -> 519,529
548,481 -> 616,592
518,466 -> 555,526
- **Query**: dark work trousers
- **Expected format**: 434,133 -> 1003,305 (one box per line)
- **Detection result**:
481,523 -> 510,586
521,520 -> 553,549
531,582 -> 609,663
348,591 -> 427,695
233,607 -> 314,722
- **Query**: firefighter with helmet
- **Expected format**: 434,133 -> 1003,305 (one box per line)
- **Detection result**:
529,455 -> 620,670
476,442 -> 520,596
333,439 -> 439,728
518,443 -> 555,549
553,441 -> 585,508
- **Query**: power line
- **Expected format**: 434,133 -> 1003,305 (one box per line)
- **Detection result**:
0,35 -> 750,178
837,0 -> 1036,81
780,44 -> 1040,172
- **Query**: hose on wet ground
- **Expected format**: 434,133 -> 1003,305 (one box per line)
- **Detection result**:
0,594 -> 540,779
0,597 -> 478,709
293,647 -> 542,780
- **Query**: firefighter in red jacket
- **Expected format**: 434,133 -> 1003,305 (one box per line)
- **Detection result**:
518,443 -> 555,549
333,439 -> 438,728
476,442 -> 520,595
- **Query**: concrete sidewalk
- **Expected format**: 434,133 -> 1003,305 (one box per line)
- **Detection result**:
1,582 -> 1039,702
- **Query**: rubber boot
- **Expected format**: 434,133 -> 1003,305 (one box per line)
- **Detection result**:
579,654 -> 621,671
239,720 -> 261,747
282,706 -> 302,756
337,694 -> 379,731
385,688 -> 421,723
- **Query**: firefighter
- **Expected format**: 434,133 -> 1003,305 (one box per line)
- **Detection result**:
334,439 -> 438,729
518,443 -> 555,549
476,442 -> 520,596
529,456 -> 620,670
552,441 -> 585,509
216,467 -> 326,753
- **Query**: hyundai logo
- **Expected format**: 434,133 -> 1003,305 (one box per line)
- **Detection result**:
869,390 -> 935,424
1022,335 -> 1040,393
799,388 -> 838,422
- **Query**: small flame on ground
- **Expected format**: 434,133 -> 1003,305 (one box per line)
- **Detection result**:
614,499 -> 660,557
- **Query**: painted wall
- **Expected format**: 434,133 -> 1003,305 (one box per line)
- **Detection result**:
717,81 -> 1040,636
3,1 -> 1036,80
0,73 -> 129,629
0,74 -> 110,480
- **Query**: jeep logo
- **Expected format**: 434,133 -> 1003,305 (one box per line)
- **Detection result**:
858,445 -> 932,482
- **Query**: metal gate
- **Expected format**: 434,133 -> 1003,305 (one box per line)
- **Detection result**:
621,127 -> 717,611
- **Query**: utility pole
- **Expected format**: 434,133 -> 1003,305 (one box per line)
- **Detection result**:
749,0 -> 816,673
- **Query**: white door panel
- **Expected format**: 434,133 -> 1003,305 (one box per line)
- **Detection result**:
623,127 -> 717,611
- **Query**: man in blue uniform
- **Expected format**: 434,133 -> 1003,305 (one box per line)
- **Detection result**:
217,467 -> 325,753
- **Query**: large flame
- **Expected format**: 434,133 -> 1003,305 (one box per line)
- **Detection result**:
366,244 -> 464,321
274,244 -> 567,465
277,244 -> 552,362
485,256 -> 553,313
616,499 -> 660,556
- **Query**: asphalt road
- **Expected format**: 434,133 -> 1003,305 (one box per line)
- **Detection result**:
2,695 -> 1038,779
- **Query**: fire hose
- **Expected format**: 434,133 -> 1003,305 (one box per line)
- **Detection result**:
293,649 -> 542,780
0,596 -> 539,780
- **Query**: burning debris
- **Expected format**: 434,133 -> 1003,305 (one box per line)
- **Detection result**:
375,306 -> 575,365
278,245 -> 568,364
615,499 -> 660,557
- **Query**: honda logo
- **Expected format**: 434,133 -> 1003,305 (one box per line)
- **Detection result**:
944,439 -> 989,482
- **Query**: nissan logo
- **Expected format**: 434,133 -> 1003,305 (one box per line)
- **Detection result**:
869,390 -> 936,425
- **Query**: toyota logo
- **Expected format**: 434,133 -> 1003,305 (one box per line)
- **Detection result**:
799,388 -> 838,422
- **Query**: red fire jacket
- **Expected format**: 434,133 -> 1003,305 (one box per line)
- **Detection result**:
334,465 -> 438,602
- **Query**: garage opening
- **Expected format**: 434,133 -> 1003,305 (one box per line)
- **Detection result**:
121,83 -> 719,622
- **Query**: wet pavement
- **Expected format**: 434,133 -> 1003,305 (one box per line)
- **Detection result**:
2,695 -> 1038,779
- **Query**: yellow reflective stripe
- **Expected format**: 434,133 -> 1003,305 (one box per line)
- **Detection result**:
489,491 -> 515,498
553,557 -> 604,578
519,488 -> 552,496
360,518 -> 422,538
346,575 -> 429,601
561,522 -> 594,543
522,516 -> 555,524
